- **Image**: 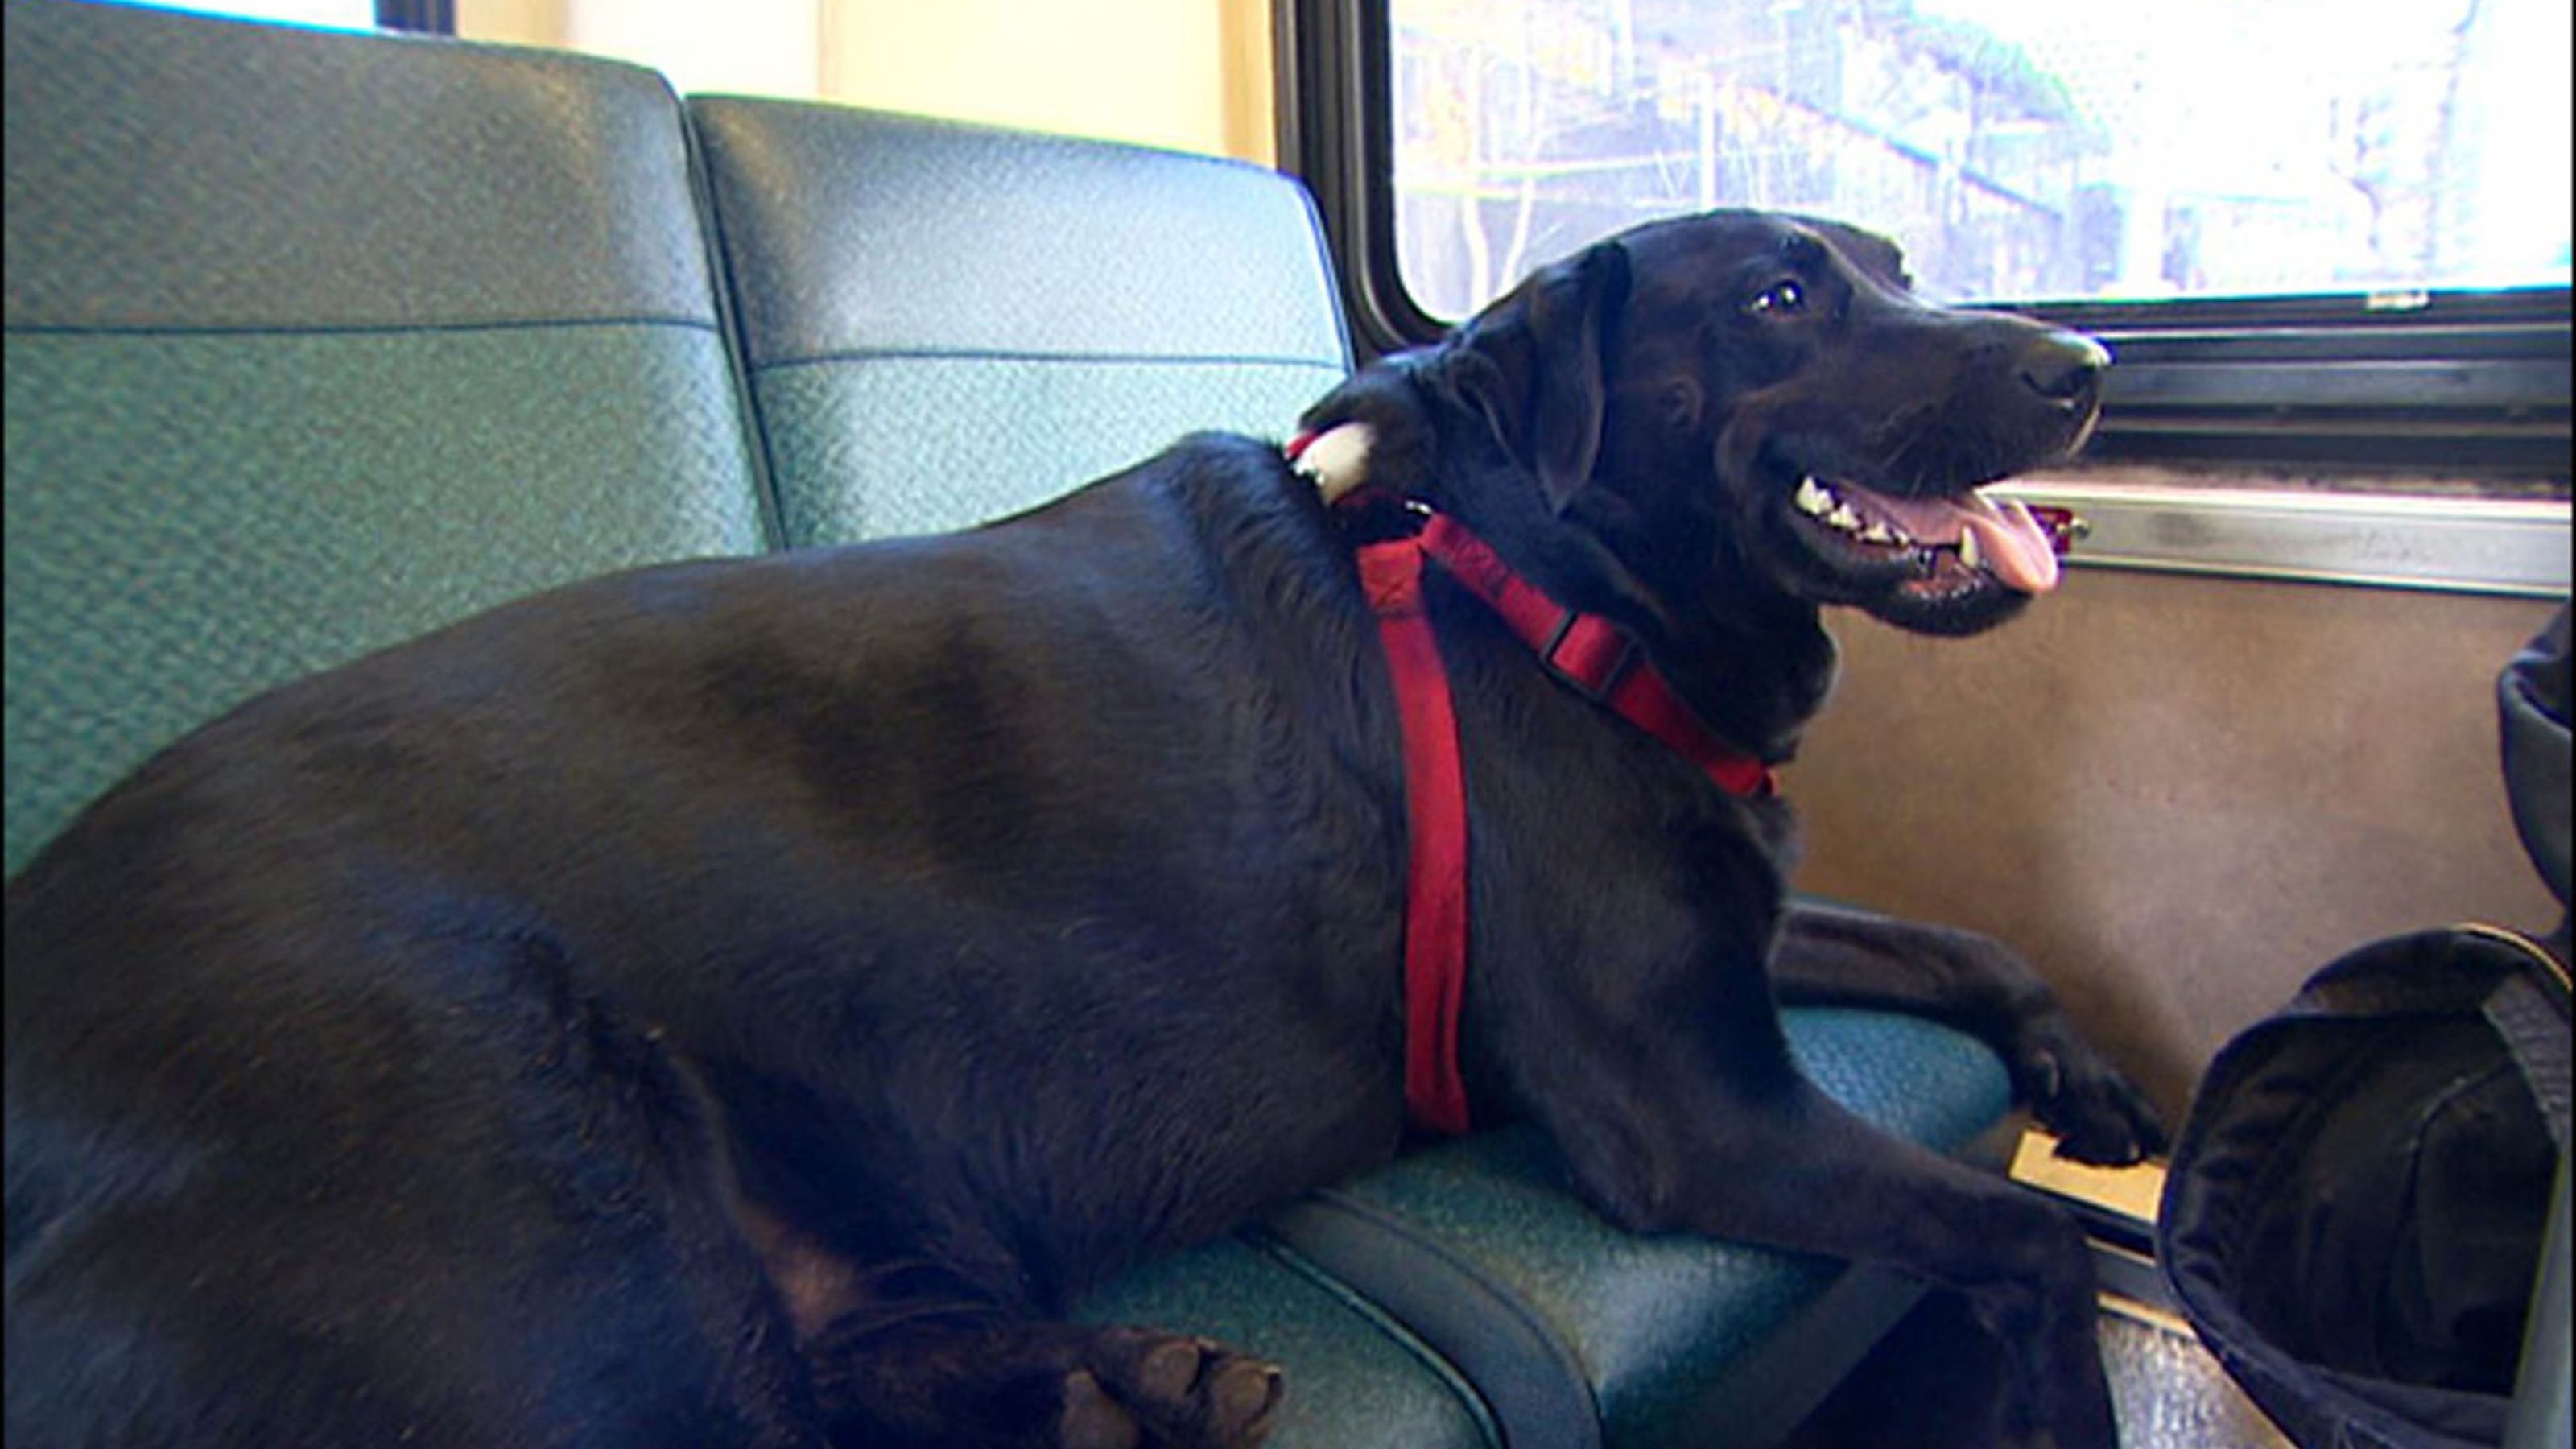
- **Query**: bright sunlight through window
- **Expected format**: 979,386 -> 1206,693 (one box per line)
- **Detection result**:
1392,0 -> 2575,316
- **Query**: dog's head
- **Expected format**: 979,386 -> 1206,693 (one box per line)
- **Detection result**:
1324,211 -> 2107,638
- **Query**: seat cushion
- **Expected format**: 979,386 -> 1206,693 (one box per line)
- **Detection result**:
1075,1233 -> 1502,1449
690,97 -> 1351,547
2,1 -> 768,873
1265,1009 -> 2016,1449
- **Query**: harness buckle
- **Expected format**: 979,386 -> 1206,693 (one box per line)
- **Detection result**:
1542,611 -> 1639,703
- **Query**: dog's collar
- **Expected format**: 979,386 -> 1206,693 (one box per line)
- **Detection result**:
1287,425 -> 1774,1137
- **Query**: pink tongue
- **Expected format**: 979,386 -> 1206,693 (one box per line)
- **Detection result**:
1864,489 -> 2061,595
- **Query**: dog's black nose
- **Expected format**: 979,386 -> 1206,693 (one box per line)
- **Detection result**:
2018,331 -> 2110,405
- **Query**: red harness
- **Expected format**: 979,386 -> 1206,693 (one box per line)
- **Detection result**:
1294,435 -> 1777,1135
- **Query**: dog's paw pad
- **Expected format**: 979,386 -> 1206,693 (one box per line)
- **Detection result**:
1208,1359 -> 1284,1440
1136,1337 -> 1208,1402
1059,1369 -> 1144,1449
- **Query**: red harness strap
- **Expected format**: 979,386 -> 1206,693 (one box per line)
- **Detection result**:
1412,514 -> 1779,803
1337,494 -> 1777,1136
1353,537 -> 1476,1136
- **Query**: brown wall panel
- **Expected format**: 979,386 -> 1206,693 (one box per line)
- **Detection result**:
1785,569 -> 2563,1126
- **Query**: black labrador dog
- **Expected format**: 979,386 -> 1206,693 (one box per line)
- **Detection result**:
5,210 -> 2162,1449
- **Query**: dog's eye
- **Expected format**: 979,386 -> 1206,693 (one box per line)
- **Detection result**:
1747,279 -> 1807,316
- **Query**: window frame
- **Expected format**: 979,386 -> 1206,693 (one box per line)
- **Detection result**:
1274,0 -> 2574,489
373,1 -> 452,34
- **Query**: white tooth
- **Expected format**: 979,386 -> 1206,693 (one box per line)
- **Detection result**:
1828,503 -> 1863,532
1860,522 -> 1898,544
1959,531 -> 1982,570
1795,477 -> 1832,516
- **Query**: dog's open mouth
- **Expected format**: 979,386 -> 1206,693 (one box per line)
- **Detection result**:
1784,473 -> 2061,598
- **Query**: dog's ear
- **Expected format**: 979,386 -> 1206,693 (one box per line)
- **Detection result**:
1443,240 -> 1632,514
1790,215 -> 1911,291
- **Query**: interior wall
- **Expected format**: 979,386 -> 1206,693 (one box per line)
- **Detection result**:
454,0 -> 1275,163
1786,569 -> 2565,1126
824,0 -> 1270,163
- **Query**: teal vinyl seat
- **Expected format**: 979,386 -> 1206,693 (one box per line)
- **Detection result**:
5,6 -> 2023,1446
1084,1012 -> 2012,1449
2,0 -> 771,875
1257,1012 -> 2013,1449
689,97 -> 1352,546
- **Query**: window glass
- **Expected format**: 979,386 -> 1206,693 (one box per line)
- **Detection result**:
1392,0 -> 2575,317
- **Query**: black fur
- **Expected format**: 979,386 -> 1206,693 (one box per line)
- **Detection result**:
6,210 -> 2160,1449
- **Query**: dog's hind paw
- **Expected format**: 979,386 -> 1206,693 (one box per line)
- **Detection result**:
806,1308 -> 1282,1448
1059,1331 -> 1284,1449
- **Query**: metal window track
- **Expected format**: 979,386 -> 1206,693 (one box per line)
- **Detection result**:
1991,478 -> 2573,598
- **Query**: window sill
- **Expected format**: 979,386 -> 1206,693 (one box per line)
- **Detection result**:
1991,470 -> 2573,598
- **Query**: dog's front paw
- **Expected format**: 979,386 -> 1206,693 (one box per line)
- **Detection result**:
2021,1030 -> 2166,1166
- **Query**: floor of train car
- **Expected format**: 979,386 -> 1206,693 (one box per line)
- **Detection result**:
1782,1282 -> 2292,1448
1782,1132 -> 2293,1449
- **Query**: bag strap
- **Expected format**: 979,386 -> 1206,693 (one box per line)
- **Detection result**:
2459,922 -> 2572,1151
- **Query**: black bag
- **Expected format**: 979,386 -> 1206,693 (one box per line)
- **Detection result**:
2158,605 -> 2573,1449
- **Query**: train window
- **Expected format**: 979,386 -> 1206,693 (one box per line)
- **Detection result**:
1385,0 -> 2571,319
1282,0 -> 2569,588
104,0 -> 2563,561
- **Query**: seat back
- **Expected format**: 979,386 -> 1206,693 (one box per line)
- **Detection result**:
2,0 -> 772,873
690,98 -> 1351,547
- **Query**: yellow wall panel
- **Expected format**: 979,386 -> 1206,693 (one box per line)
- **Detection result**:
456,0 -> 1274,163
